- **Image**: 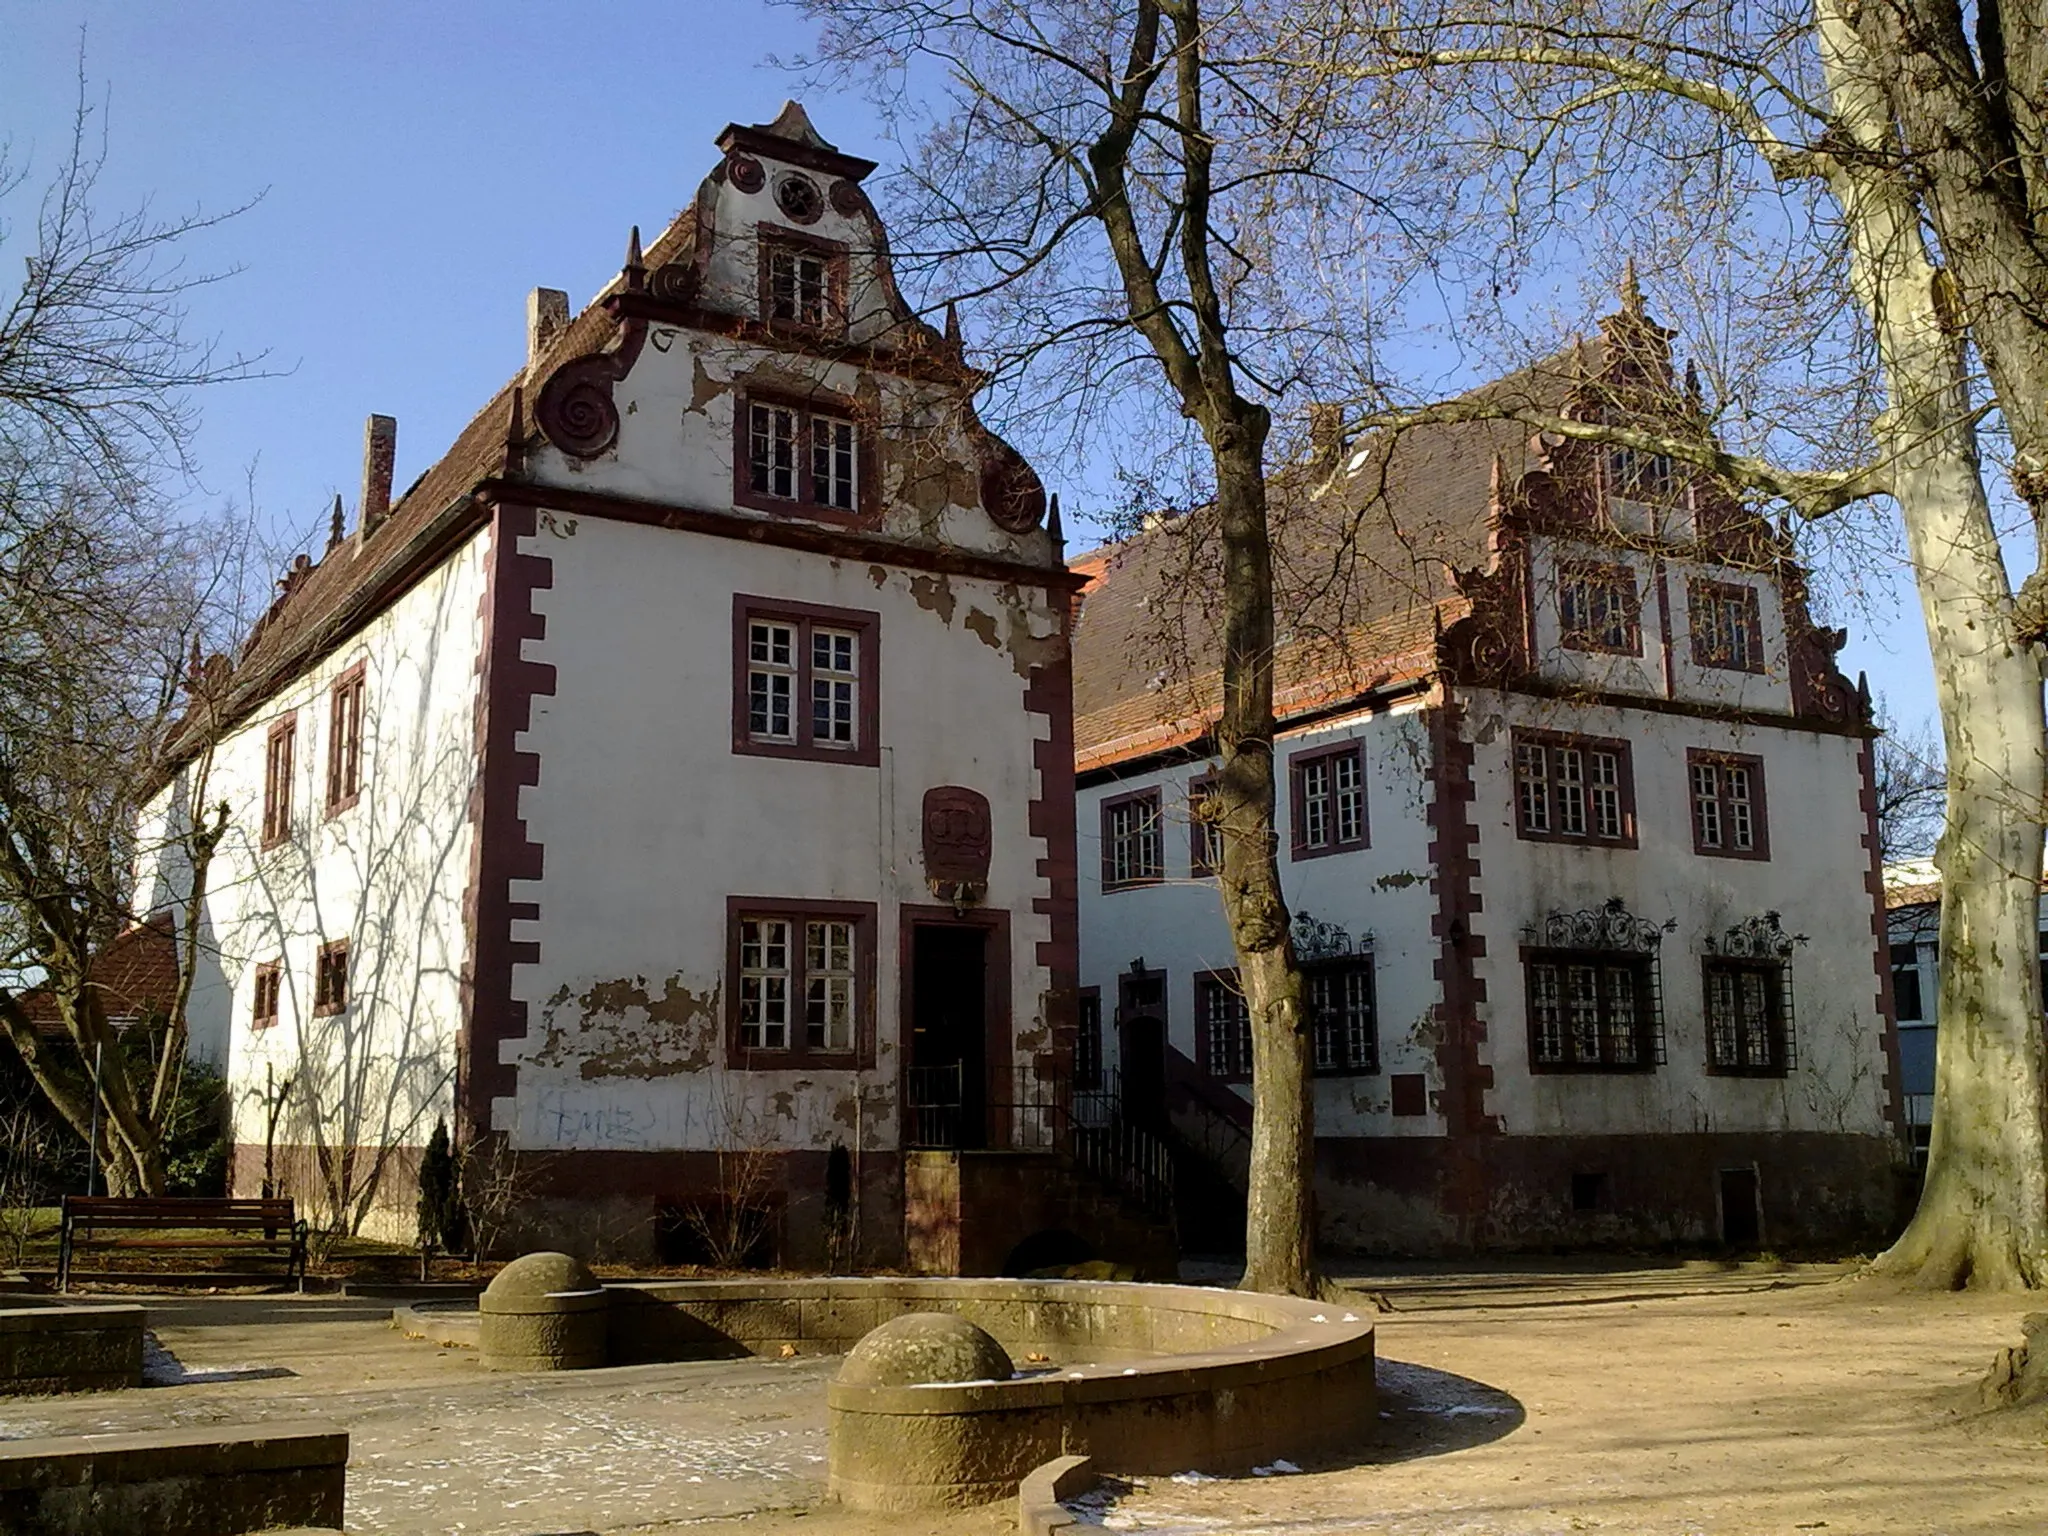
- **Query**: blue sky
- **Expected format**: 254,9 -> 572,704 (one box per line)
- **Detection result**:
0,1 -> 1939,738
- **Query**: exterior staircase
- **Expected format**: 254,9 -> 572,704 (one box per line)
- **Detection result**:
901,1063 -> 1178,1276
1162,1045 -> 1251,1252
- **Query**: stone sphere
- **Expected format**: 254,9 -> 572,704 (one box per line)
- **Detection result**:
836,1312 -> 1014,1387
482,1251 -> 599,1305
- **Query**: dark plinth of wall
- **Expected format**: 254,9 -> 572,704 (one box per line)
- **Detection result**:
904,1150 -> 1177,1277
0,1305 -> 144,1394
1314,1130 -> 1902,1254
0,1422 -> 347,1535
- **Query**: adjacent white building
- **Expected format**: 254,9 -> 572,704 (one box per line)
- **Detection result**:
139,106 -> 1091,1267
1071,297 -> 1905,1253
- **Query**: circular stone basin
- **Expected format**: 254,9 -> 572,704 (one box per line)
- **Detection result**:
836,1312 -> 1014,1387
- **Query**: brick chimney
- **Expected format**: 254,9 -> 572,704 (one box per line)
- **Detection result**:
360,414 -> 397,537
527,288 -> 569,373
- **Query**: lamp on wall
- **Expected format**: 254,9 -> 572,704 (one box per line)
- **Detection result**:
1128,956 -> 1147,977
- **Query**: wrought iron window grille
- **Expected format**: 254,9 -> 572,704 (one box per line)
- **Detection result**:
1703,912 -> 1805,1074
1522,898 -> 1672,1069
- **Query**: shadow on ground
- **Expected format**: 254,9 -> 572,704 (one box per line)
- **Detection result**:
1367,1357 -> 1525,1462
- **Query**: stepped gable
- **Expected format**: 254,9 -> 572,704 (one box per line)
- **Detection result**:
1069,302 -> 1830,771
1070,384 -> 1545,771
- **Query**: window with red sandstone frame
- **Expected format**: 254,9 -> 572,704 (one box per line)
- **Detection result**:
732,597 -> 880,767
1195,969 -> 1252,1081
734,389 -> 872,522
1688,750 -> 1768,859
261,714 -> 296,848
326,664 -> 365,814
252,961 -> 281,1030
1525,951 -> 1657,1072
313,939 -> 350,1017
1689,579 -> 1766,674
1100,788 -> 1164,890
1557,560 -> 1643,655
1512,731 -> 1637,847
1289,741 -> 1368,859
726,898 -> 875,1066
1187,775 -> 1221,877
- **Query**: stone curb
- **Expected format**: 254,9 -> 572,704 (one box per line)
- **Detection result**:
391,1302 -> 478,1349
1018,1454 -> 1096,1536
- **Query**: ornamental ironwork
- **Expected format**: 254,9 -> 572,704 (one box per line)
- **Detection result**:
1292,911 -> 1369,964
1706,911 -> 1807,960
1528,896 -> 1671,953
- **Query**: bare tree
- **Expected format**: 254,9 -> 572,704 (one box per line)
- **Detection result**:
797,0 -> 1423,1297
0,76 -> 258,1194
1320,0 -> 2048,1285
1872,703 -> 1947,866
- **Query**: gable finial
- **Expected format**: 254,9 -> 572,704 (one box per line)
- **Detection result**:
1684,357 -> 1703,408
328,493 -> 345,551
942,299 -> 963,355
1046,491 -> 1064,551
1621,256 -> 1644,317
624,225 -> 646,291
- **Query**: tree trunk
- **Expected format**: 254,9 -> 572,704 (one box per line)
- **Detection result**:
1209,410 -> 1317,1297
1819,0 -> 2048,1287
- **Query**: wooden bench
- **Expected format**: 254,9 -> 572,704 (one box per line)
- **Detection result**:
58,1197 -> 308,1292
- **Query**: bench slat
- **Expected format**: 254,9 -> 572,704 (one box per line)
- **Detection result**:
58,1197 -> 306,1292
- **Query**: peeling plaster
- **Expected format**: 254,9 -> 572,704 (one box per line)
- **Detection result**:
964,607 -> 1002,651
1374,870 -> 1426,890
525,973 -> 721,1080
907,573 -> 958,626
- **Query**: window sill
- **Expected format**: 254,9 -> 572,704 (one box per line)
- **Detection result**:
1528,1061 -> 1660,1075
1101,877 -> 1166,894
324,793 -> 361,820
1560,638 -> 1644,658
1515,829 -> 1639,851
1292,839 -> 1369,863
733,733 -> 879,769
1693,845 -> 1770,862
726,1052 -> 868,1071
1705,1064 -> 1790,1079
733,486 -> 874,525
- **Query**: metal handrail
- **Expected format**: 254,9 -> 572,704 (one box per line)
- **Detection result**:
903,1061 -> 1176,1217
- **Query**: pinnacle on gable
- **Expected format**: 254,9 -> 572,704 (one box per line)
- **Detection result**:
759,100 -> 837,152
623,225 -> 646,291
1620,255 -> 1645,317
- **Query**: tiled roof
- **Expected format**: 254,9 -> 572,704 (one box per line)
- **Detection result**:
16,918 -> 179,1032
165,216 -> 699,766
1071,395 -> 1543,769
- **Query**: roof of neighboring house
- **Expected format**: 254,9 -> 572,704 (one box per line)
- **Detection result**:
1069,355 -> 1586,771
14,918 -> 179,1033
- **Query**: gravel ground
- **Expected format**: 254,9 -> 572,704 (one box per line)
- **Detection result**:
7,1264 -> 2041,1535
